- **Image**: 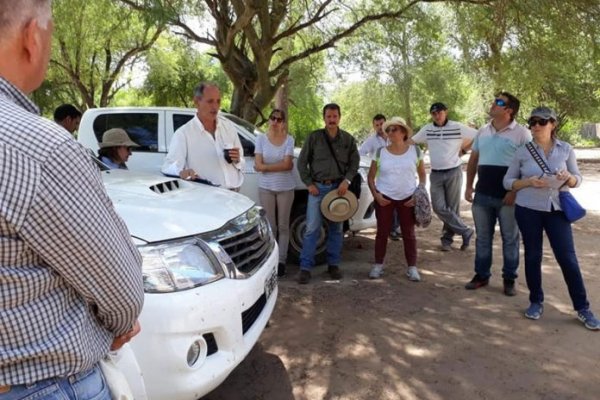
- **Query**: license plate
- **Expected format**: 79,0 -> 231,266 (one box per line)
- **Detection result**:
265,268 -> 278,299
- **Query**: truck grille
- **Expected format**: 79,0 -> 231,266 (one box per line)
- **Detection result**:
241,293 -> 266,334
217,222 -> 272,275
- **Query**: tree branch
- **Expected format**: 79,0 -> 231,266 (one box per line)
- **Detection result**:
272,0 -> 493,76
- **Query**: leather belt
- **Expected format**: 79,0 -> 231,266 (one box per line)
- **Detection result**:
0,385 -> 11,394
431,166 -> 460,173
315,178 -> 342,185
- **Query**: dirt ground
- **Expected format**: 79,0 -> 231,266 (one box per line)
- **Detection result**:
205,162 -> 600,400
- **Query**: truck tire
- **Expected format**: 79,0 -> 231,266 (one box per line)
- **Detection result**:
287,202 -> 327,265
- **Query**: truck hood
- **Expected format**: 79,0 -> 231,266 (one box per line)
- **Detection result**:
101,170 -> 255,243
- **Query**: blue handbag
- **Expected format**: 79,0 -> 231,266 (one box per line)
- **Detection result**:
525,143 -> 586,223
558,191 -> 586,222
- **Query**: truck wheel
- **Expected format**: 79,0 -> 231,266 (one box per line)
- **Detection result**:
287,203 -> 327,265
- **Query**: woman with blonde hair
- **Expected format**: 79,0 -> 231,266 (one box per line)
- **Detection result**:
254,109 -> 295,277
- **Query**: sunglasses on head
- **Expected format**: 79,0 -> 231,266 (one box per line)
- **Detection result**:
527,118 -> 551,127
494,98 -> 507,107
269,116 -> 284,122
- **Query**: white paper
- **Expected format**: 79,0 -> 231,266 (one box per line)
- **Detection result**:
540,173 -> 566,189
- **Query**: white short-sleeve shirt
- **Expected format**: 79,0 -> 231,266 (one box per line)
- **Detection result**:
375,146 -> 420,200
255,134 -> 295,191
412,120 -> 476,170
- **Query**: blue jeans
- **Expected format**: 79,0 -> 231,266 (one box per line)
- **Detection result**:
471,192 -> 519,280
299,182 -> 343,270
430,167 -> 471,246
515,205 -> 589,311
0,364 -> 110,400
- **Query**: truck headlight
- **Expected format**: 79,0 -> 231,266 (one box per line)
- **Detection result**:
140,239 -> 224,293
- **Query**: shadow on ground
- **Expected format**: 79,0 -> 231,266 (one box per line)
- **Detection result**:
202,163 -> 600,400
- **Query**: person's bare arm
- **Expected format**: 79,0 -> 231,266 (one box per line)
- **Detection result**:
256,155 -> 293,172
465,150 -> 479,203
368,159 -> 390,206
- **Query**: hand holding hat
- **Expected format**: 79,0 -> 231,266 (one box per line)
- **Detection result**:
320,191 -> 358,222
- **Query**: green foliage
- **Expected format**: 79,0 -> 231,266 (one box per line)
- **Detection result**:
332,80 -> 397,139
48,0 -> 163,108
450,0 -> 600,141
331,3 -> 481,136
142,35 -> 232,108
36,0 -> 600,146
284,56 -> 326,145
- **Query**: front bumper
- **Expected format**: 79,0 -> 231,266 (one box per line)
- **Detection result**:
121,245 -> 279,400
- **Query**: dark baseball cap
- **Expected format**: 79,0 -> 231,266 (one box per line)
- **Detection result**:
430,102 -> 448,113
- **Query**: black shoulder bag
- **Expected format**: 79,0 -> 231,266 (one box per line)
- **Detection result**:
322,131 -> 361,198
525,142 -> 585,223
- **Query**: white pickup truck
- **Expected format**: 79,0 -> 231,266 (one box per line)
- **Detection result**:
89,162 -> 278,400
78,107 -> 377,264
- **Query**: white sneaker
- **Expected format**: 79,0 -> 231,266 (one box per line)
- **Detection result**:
369,264 -> 384,279
406,266 -> 421,282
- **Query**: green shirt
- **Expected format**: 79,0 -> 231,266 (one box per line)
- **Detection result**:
297,128 -> 360,185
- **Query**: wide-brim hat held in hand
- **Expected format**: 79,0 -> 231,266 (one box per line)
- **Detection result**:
320,190 -> 359,222
99,128 -> 140,148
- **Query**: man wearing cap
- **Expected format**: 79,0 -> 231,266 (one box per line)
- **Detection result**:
464,92 -> 532,296
297,103 -> 360,284
0,1 -> 144,398
412,102 -> 477,251
161,82 -> 245,190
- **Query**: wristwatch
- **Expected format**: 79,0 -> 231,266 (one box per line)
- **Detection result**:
345,178 -> 352,185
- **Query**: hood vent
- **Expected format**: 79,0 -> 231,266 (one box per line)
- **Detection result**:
149,179 -> 181,194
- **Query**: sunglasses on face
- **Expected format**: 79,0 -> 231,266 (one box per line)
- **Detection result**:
269,116 -> 284,122
527,118 -> 551,127
494,98 -> 507,107
385,126 -> 403,134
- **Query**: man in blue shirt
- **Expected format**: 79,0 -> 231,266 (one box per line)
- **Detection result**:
464,92 -> 532,296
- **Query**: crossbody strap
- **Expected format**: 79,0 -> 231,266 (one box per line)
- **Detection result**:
525,142 -> 552,174
322,130 -> 345,176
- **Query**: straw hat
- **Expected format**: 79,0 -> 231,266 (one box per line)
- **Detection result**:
382,116 -> 413,137
99,128 -> 140,148
320,190 -> 358,222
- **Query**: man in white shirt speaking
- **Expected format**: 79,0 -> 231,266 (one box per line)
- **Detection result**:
412,102 -> 477,251
161,82 -> 245,190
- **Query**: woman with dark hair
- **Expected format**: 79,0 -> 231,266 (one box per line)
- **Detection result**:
254,109 -> 295,276
98,128 -> 139,170
503,106 -> 599,330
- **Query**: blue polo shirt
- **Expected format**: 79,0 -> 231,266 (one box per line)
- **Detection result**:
473,120 -> 531,198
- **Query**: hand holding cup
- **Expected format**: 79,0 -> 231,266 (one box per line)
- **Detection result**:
224,147 -> 240,163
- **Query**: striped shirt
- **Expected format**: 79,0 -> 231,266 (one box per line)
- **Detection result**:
255,134 -> 295,191
0,77 -> 144,385
412,120 -> 476,170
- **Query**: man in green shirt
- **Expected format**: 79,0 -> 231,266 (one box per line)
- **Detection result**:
296,103 -> 360,284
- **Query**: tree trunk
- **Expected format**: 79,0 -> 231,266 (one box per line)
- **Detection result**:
274,75 -> 289,118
